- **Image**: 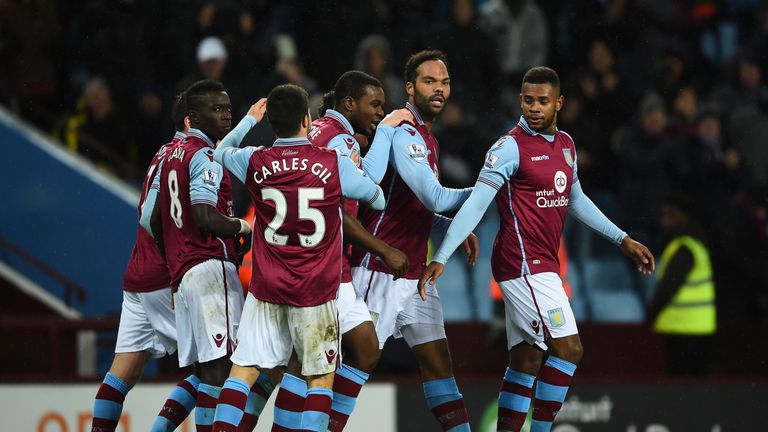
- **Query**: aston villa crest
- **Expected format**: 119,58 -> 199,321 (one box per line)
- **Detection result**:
562,148 -> 574,167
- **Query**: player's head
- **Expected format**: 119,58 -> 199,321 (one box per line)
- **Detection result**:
332,70 -> 385,136
267,84 -> 310,138
405,50 -> 450,121
171,92 -> 189,134
185,79 -> 231,141
520,66 -> 563,134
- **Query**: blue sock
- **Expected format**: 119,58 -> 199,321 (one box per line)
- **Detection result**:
329,363 -> 369,430
531,356 -> 576,432
151,374 -> 200,432
240,373 -> 276,430
300,387 -> 333,432
92,372 -> 131,431
212,377 -> 251,430
498,368 -> 535,431
423,377 -> 470,431
196,383 -> 222,429
273,373 -> 307,430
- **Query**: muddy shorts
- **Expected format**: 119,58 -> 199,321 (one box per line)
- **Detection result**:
231,293 -> 340,376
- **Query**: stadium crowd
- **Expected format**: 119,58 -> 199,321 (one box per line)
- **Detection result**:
1,0 -> 767,326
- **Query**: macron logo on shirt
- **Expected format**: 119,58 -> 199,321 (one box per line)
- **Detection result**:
531,155 -> 550,161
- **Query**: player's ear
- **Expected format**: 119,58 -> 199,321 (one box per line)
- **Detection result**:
343,96 -> 355,113
556,94 -> 564,112
406,81 -> 414,98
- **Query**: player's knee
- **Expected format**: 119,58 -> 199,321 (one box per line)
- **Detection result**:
349,346 -> 381,374
199,356 -> 232,386
559,339 -> 584,365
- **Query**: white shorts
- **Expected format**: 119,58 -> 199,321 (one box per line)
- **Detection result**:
232,293 -> 340,377
174,259 -> 244,367
115,289 -> 177,358
500,272 -> 578,350
338,282 -> 373,335
351,267 -> 446,349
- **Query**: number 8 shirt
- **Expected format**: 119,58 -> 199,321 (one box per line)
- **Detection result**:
156,128 -> 238,289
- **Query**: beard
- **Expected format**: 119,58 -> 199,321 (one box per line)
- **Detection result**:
413,89 -> 445,119
526,113 -> 556,133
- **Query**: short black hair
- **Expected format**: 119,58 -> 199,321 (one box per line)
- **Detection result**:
267,84 -> 309,137
319,91 -> 335,117
405,50 -> 449,84
185,79 -> 226,112
334,71 -> 382,103
171,93 -> 187,132
522,67 -> 560,91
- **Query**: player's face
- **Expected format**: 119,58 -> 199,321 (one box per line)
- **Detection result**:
408,60 -> 451,119
520,83 -> 563,134
349,85 -> 385,136
191,91 -> 232,141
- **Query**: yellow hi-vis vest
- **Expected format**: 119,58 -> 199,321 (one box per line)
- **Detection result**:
654,236 -> 716,335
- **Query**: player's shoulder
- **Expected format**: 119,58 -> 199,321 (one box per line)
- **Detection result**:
393,121 -> 421,137
558,130 -> 576,147
329,133 -> 359,149
482,135 -> 519,170
188,145 -> 217,168
487,134 -> 519,154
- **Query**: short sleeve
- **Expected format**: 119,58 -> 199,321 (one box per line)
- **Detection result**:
476,136 -> 520,190
189,148 -> 223,207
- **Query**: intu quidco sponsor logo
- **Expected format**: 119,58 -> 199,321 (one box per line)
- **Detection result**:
537,195 -> 569,208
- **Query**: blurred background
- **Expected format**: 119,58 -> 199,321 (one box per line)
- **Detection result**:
2,0 -> 768,430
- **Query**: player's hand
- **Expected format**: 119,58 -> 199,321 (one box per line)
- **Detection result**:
417,262 -> 444,301
380,108 -> 414,127
620,236 -> 655,275
247,98 -> 268,123
381,246 -> 409,280
462,233 -> 479,266
236,231 -> 252,262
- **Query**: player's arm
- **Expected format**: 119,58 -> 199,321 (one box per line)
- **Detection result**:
431,214 -> 480,266
337,154 -> 386,210
149,196 -> 164,257
214,99 -> 266,183
568,179 -> 654,274
361,109 -> 415,183
418,136 -> 519,298
189,150 -> 251,238
342,212 -> 409,279
390,127 -> 472,213
139,161 -> 163,237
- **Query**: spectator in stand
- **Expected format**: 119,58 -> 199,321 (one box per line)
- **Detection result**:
421,0 -> 500,121
578,39 -> 633,138
684,109 -> 741,223
53,77 -> 137,179
713,53 -> 768,195
649,194 -> 716,376
176,37 -> 244,109
0,0 -> 61,130
433,102 -> 489,189
354,35 -> 406,113
557,91 -> 609,191
668,85 -> 699,141
616,93 -> 688,253
478,0 -> 548,115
